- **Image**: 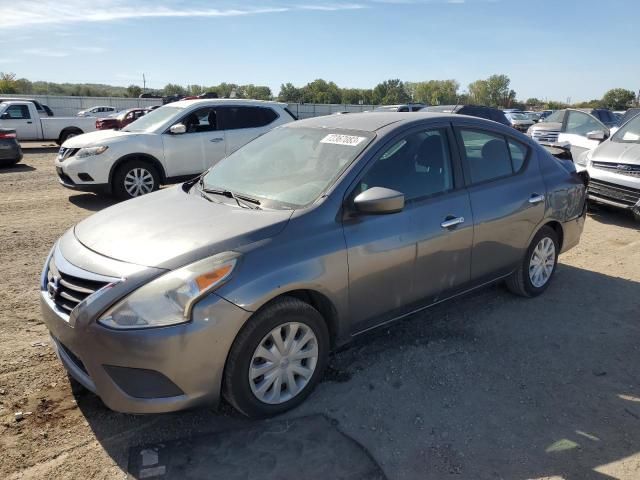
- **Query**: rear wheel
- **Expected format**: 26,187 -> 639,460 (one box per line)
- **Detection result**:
58,129 -> 82,145
506,226 -> 559,297
223,297 -> 329,418
112,160 -> 160,199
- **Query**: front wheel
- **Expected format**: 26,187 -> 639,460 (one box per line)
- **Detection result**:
223,297 -> 329,418
112,160 -> 160,199
506,226 -> 559,297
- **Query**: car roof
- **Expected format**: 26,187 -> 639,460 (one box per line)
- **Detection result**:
169,98 -> 287,109
288,111 -> 455,133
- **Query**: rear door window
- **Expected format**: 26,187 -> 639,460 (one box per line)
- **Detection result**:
459,129 -> 513,184
218,106 -> 278,130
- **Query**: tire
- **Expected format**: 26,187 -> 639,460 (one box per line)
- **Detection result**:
59,130 -> 81,145
506,225 -> 559,297
112,160 -> 160,200
633,211 -> 640,223
223,297 -> 329,418
0,158 -> 20,168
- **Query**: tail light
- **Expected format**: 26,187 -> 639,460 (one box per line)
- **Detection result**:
0,131 -> 17,139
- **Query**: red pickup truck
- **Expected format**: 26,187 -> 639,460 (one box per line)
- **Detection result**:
95,108 -> 147,130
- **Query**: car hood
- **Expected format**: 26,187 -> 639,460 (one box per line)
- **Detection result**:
591,141 -> 640,166
73,186 -> 294,269
532,122 -> 562,131
62,129 -> 142,148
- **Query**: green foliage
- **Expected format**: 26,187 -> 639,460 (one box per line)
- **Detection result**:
411,80 -> 459,105
525,98 -> 542,107
372,79 -> 410,105
126,84 -> 142,97
278,83 -> 303,102
601,88 -> 636,110
572,99 -> 601,108
0,72 -> 18,93
468,74 -> 516,107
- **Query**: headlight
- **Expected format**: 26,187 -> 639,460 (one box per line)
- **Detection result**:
575,151 -> 591,167
98,252 -> 239,329
76,145 -> 109,158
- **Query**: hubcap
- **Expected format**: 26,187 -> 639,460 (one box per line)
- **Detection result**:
249,322 -> 318,405
124,168 -> 154,197
529,237 -> 556,288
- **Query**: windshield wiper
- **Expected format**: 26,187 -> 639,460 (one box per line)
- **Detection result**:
199,180 -> 261,209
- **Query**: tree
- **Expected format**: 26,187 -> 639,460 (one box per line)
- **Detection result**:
300,79 -> 341,104
239,84 -> 272,100
601,88 -> 635,110
412,80 -> 459,105
372,79 -> 410,105
278,83 -> 302,102
573,99 -> 601,108
0,72 -> 17,93
163,83 -> 186,96
126,84 -> 142,97
525,98 -> 542,107
468,74 -> 516,107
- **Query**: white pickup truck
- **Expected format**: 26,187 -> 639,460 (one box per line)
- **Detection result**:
0,101 -> 96,144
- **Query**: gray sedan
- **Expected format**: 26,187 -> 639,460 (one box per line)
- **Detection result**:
40,113 -> 587,417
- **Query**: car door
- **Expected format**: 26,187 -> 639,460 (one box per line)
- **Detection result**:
218,106 -> 279,156
558,110 -> 608,159
343,125 -> 473,333
454,123 -> 546,282
0,104 -> 38,140
162,106 -> 226,177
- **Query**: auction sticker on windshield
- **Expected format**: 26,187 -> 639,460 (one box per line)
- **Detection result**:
320,134 -> 367,146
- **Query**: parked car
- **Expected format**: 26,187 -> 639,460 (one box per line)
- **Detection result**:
77,106 -> 118,118
374,103 -> 426,112
538,110 -> 554,122
0,128 -> 22,167
0,97 -> 54,117
95,108 -> 147,131
40,112 -> 587,417
576,113 -> 640,221
55,99 -> 296,199
616,108 -> 640,127
504,112 -> 535,132
523,111 -> 542,123
527,108 -> 613,159
420,105 -> 511,127
0,101 -> 96,144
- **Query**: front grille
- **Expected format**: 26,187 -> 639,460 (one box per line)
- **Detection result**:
588,179 -> 640,207
57,147 -> 79,162
46,258 -> 109,314
531,129 -> 560,143
592,161 -> 640,178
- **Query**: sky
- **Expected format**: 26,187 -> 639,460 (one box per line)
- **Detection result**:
0,0 -> 638,102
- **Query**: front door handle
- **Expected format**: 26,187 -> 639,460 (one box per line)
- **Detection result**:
209,137 -> 223,143
27,121 -> 33,124
441,216 -> 465,229
529,193 -> 545,204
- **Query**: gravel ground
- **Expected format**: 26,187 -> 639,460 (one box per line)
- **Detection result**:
1,148 -> 639,480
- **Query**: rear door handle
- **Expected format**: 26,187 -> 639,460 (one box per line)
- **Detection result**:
27,121 -> 33,124
441,216 -> 465,229
529,193 -> 545,204
210,137 -> 223,143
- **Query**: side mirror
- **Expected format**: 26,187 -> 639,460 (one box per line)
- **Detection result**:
353,187 -> 404,214
586,130 -> 606,141
169,123 -> 186,135
0,112 -> 10,120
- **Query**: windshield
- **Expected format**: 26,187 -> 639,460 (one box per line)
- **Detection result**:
124,106 -> 181,132
201,127 -> 374,208
612,115 -> 640,143
508,113 -> 529,120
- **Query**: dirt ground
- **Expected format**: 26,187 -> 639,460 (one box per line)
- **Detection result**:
0,148 -> 639,480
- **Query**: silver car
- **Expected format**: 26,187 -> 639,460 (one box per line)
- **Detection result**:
41,113 -> 587,417
577,113 -> 640,221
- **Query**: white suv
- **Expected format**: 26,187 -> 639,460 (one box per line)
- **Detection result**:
55,99 -> 296,198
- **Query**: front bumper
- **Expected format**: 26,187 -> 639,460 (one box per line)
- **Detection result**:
55,151 -> 113,194
586,167 -> 640,214
40,246 -> 252,414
